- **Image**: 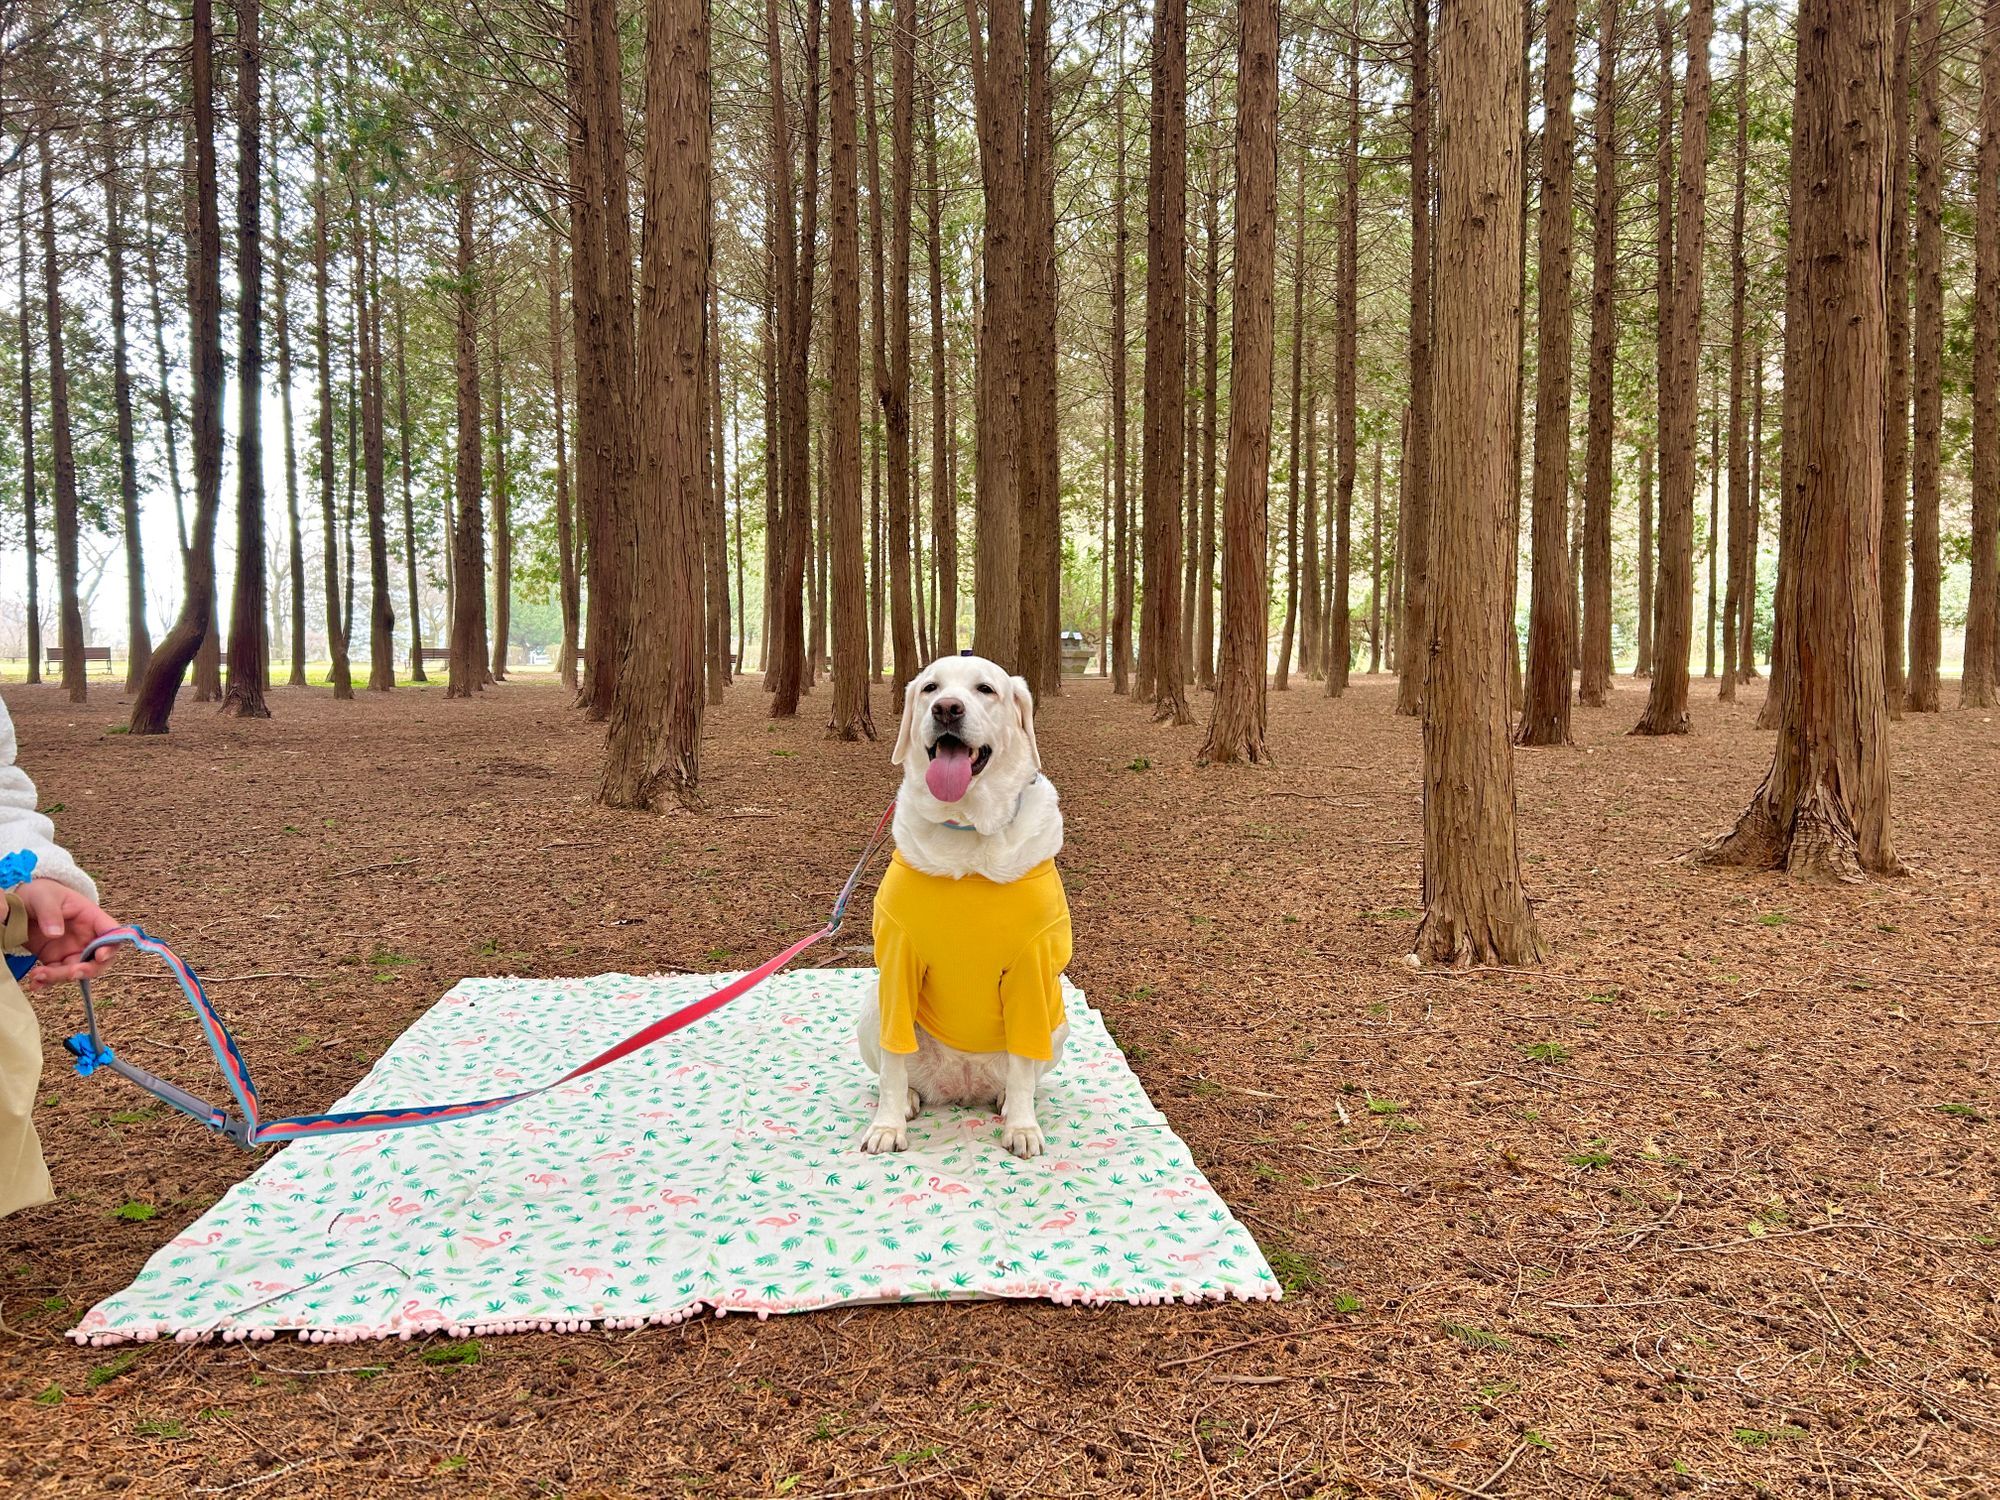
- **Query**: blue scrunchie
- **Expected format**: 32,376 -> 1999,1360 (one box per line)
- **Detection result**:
0,850 -> 35,890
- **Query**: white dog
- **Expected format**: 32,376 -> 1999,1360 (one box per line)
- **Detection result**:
857,653 -> 1071,1158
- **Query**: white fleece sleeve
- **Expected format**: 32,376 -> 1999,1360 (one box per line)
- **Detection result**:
0,694 -> 99,904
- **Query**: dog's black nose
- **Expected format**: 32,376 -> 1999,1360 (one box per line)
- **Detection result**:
932,697 -> 965,726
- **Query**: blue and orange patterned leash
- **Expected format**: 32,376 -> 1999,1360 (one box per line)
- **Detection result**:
61,801 -> 898,1149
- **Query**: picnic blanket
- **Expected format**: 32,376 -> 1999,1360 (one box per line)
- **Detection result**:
71,968 -> 1279,1345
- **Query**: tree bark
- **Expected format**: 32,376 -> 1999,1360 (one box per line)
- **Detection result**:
1879,1 -> 1910,709
1142,0 -> 1191,723
1328,22 -> 1361,698
766,0 -> 822,714
1704,0 -> 1897,880
1519,0 -> 1579,746
967,0 -> 1027,665
824,0 -> 874,739
16,180 -> 39,690
1906,0 -> 1943,713
1636,0 -> 1672,682
308,72 -> 352,701
1395,0 -> 1433,718
1721,2 -> 1751,703
923,52 -> 957,656
1967,0 -> 2000,708
38,129 -> 87,706
601,0 -> 710,805
270,114 -> 307,689
1276,152 -> 1306,693
130,0 -> 224,734
1579,0 -> 1619,707
1198,151 -> 1220,692
1418,0 -> 1544,966
1018,0 -> 1061,695
98,44 -> 152,692
448,172 -> 485,700
881,0 -> 920,704
1634,0 -> 1712,735
545,225 -> 578,690
1198,0 -> 1275,764
488,276 -> 510,685
390,216 -> 424,683
222,0 -> 272,716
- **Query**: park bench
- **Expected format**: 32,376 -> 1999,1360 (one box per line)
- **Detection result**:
46,646 -> 113,673
417,647 -> 452,665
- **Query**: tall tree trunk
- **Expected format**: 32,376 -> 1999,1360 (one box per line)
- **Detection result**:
489,278 -> 511,684
1395,0 -> 1434,718
1276,151 -> 1305,693
548,226 -> 580,696
601,0 -> 710,804
310,75 -> 352,700
1107,44 -> 1133,693
707,254 -> 730,699
1705,0 -> 1896,878
760,244 -> 778,675
1143,0 -> 1191,723
883,0 -> 920,704
1198,157 -> 1219,692
101,68 -> 152,690
1328,21 -> 1360,698
968,0 -> 1027,665
131,0 -> 224,733
1018,0 -> 1061,695
1369,436 -> 1383,673
17,183 -> 39,688
38,133 -> 86,706
1705,381 -> 1719,675
1967,0 -> 2000,708
767,0 -> 823,714
1906,0 -> 1944,712
1879,2 -> 1910,708
1721,2 -> 1751,702
360,196 -> 395,692
924,56 -> 956,657
1637,0 -> 1672,682
1419,0 -> 1544,965
1744,343 -> 1762,674
1519,0 -> 1579,745
1579,0 -> 1619,707
272,113 -> 306,688
448,171 -> 485,699
1198,0 -> 1274,763
394,217 -> 425,682
1635,0 -> 1713,735
1302,356 -> 1322,684
824,0 -> 873,738
223,0 -> 271,716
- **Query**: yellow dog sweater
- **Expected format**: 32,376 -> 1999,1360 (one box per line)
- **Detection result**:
872,850 -> 1073,1061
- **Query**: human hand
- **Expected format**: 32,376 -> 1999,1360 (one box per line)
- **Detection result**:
15,878 -> 123,987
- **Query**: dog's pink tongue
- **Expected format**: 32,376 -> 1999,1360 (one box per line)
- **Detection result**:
926,742 -> 975,802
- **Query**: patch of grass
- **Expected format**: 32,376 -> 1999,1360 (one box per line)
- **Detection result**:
134,1416 -> 186,1441
1475,1380 -> 1518,1404
1567,1139 -> 1614,1171
87,1352 -> 139,1389
38,1296 -> 68,1314
434,1456 -> 470,1474
1757,911 -> 1790,927
1584,991 -> 1619,1005
1733,1426 -> 1807,1448
1364,1098 -> 1406,1116
419,1339 -> 482,1367
889,1445 -> 943,1465
107,1109 -> 154,1126
1936,1102 -> 1988,1122
1441,1321 -> 1512,1354
1265,1246 -> 1323,1295
1251,1163 -> 1282,1182
33,1385 -> 63,1405
290,1036 -> 317,1055
706,948 -> 734,964
810,1415 -> 849,1441
1190,1079 -> 1222,1098
1520,1042 -> 1571,1065
1126,756 -> 1151,771
370,945 -> 415,969
1331,1292 -> 1362,1314
113,1201 -> 157,1223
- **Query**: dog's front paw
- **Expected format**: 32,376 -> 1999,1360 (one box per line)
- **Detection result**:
860,1122 -> 909,1154
1001,1121 -> 1046,1159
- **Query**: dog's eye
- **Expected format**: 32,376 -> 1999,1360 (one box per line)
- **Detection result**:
920,682 -> 937,694
976,683 -> 997,696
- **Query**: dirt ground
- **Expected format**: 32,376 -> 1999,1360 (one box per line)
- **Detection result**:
0,671 -> 1995,1499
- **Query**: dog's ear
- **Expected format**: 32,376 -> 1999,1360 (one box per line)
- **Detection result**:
891,675 -> 925,768
1009,675 -> 1041,772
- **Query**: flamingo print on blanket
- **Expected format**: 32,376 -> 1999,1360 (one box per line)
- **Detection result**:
70,969 -> 1279,1347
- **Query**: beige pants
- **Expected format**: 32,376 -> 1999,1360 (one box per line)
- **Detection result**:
1,895 -> 54,1218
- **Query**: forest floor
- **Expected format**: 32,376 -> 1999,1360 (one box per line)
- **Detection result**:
1,672 -> 1996,1499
